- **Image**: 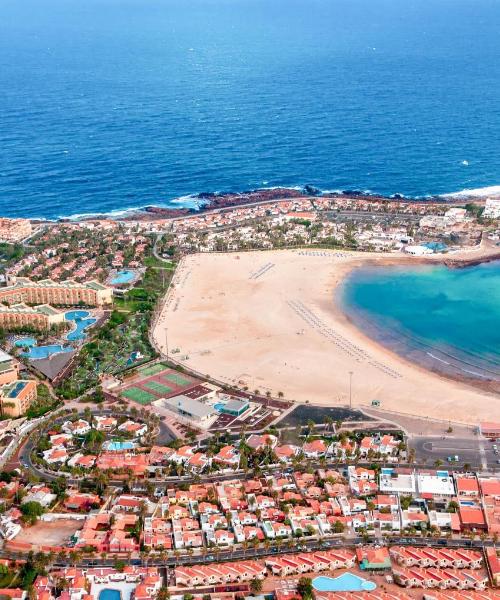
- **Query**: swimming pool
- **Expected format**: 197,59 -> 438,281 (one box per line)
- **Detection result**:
15,336 -> 37,348
104,441 -> 136,452
21,344 -> 72,360
66,316 -> 97,341
98,590 -> 121,600
312,573 -> 377,592
110,269 -> 136,285
214,402 -> 226,412
65,310 -> 90,320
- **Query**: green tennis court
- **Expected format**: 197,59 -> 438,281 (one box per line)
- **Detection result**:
139,363 -> 168,377
144,380 -> 174,395
164,372 -> 192,386
122,387 -> 156,405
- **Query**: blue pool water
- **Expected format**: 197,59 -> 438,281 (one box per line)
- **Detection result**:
214,403 -> 226,412
22,344 -> 72,360
341,261 -> 500,381
65,311 -> 96,341
0,0 -> 500,219
98,590 -> 121,600
105,441 -> 136,451
313,573 -> 376,592
15,337 -> 37,348
65,310 -> 90,320
110,270 -> 136,285
423,242 -> 448,252
7,381 -> 27,397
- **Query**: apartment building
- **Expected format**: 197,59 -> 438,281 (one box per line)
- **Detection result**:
0,350 -> 19,385
0,277 -> 112,307
0,218 -> 32,242
0,303 -> 64,331
0,380 -> 37,417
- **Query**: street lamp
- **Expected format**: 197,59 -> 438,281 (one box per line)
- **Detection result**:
349,371 -> 353,409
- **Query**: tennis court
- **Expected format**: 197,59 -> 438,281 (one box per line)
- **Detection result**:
144,380 -> 174,395
164,372 -> 193,386
122,387 -> 157,405
139,363 -> 168,377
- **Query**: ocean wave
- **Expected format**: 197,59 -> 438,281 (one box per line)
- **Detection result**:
441,185 -> 500,199
38,181 -> 500,221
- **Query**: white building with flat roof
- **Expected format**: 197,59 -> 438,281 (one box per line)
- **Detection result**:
417,471 -> 456,498
379,468 -> 417,495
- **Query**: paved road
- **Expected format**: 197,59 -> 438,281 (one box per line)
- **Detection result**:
412,435 -> 499,472
0,535 -> 492,569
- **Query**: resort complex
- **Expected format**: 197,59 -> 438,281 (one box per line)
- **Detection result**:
0,191 -> 496,600
0,277 -> 113,308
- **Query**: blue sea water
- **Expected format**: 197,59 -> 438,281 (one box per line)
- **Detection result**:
1,0 -> 500,219
341,261 -> 500,382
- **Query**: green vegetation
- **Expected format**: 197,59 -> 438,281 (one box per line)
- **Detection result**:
26,384 -> 60,419
297,577 -> 314,600
57,256 -> 173,398
0,242 -> 24,262
20,500 -> 44,524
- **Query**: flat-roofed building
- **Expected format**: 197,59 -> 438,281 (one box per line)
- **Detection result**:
220,398 -> 250,416
0,303 -> 64,331
379,468 -> 416,495
162,394 -> 216,423
0,379 -> 37,417
0,350 -> 19,386
479,422 -> 500,440
0,277 -> 112,307
0,218 -> 32,242
417,470 -> 455,498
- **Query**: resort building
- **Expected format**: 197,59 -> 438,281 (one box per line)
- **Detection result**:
0,277 -> 112,307
0,303 -> 64,331
0,350 -> 19,386
0,379 -> 37,417
161,395 -> 217,424
0,218 -> 32,242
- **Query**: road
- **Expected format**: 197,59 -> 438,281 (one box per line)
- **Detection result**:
0,534 -> 493,569
412,435 -> 499,472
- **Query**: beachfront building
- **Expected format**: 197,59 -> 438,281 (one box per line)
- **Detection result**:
0,303 -> 64,331
0,380 -> 37,417
0,350 -> 19,386
0,218 -> 32,242
0,277 -> 113,307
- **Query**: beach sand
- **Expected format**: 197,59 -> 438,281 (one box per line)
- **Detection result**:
152,249 -> 499,425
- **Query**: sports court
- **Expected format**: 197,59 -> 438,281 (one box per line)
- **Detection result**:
120,362 -> 200,405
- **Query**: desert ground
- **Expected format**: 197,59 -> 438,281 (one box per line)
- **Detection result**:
152,249 -> 499,425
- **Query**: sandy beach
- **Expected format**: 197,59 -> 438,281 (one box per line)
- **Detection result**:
152,249 -> 499,425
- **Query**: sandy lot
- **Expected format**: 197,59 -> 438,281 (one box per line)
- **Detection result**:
152,250 -> 499,425
16,519 -> 82,546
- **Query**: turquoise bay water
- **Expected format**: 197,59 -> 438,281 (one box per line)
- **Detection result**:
341,261 -> 500,381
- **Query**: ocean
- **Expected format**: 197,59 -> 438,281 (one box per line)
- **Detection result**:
340,261 -> 500,383
1,0 -> 500,219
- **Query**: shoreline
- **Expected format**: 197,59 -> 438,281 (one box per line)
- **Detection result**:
153,249 -> 499,425
25,183 -> 499,224
331,259 -> 500,395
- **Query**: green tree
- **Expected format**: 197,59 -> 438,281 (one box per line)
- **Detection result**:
297,577 -> 314,600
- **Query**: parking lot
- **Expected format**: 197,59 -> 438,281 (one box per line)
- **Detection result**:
412,435 -> 500,472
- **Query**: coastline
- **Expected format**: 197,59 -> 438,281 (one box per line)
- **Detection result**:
153,249 -> 499,425
25,183 -> 499,224
332,260 -> 500,395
